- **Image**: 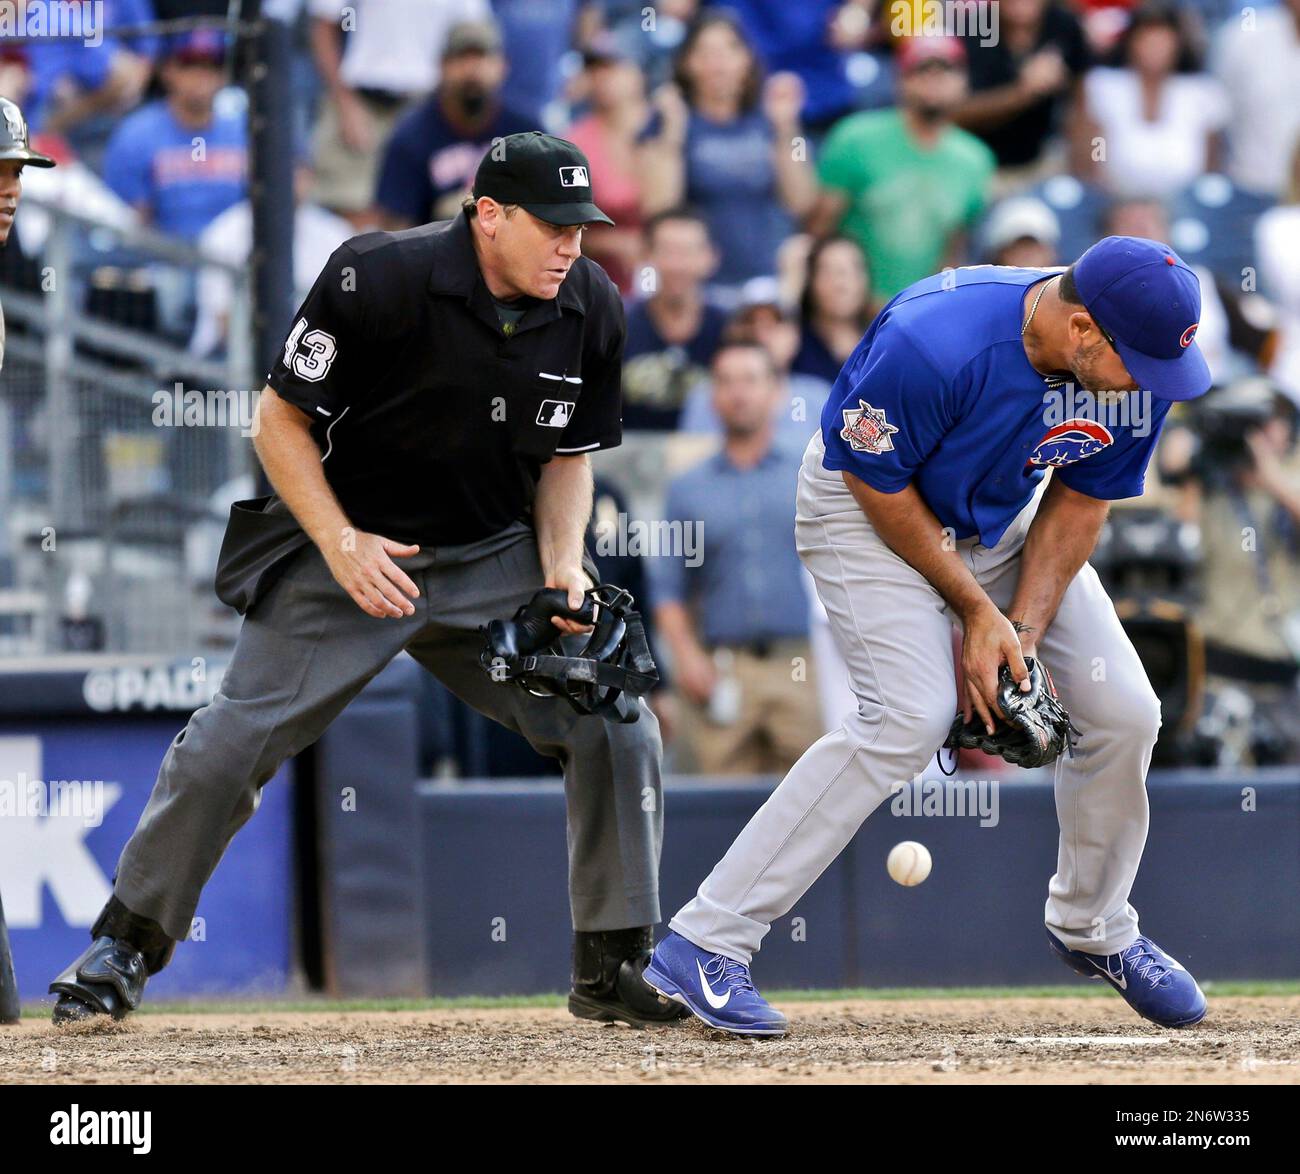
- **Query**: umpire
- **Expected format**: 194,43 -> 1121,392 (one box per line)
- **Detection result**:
50,132 -> 683,1028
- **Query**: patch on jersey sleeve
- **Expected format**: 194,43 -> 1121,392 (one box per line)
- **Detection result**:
840,400 -> 899,455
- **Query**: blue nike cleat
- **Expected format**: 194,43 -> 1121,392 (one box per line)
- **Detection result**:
1047,929 -> 1207,1028
644,931 -> 788,1036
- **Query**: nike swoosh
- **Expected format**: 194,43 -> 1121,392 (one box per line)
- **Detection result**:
1089,957 -> 1126,990
696,960 -> 731,1009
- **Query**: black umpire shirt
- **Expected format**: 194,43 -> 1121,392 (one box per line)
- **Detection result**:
266,209 -> 626,546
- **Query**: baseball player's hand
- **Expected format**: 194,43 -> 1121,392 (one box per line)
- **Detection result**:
545,564 -> 595,636
960,604 -> 1031,735
323,531 -> 421,618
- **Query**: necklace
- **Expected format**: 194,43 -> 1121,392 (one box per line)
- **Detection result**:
1021,274 -> 1058,337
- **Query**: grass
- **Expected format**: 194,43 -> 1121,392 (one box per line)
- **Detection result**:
18,979 -> 1300,1018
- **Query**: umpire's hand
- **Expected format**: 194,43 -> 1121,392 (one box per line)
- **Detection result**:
546,562 -> 595,636
323,531 -> 421,618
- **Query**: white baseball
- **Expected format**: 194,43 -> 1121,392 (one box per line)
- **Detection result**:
887,841 -> 932,886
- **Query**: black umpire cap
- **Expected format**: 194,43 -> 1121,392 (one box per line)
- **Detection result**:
0,96 -> 55,168
472,131 -> 613,227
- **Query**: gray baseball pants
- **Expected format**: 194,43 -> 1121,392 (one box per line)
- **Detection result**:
112,523 -> 663,942
672,432 -> 1161,963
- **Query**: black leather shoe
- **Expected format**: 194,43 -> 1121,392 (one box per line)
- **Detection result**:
48,896 -> 176,1024
50,937 -> 148,1023
568,927 -> 690,1028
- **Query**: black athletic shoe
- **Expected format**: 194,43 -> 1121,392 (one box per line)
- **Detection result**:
50,937 -> 148,1023
568,927 -> 690,1029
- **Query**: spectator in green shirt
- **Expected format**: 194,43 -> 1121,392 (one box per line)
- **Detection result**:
809,35 -> 995,300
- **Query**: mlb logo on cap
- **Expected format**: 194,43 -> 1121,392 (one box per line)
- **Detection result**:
472,132 -> 614,226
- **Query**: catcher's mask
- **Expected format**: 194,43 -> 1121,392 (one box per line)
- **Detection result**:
480,584 -> 658,723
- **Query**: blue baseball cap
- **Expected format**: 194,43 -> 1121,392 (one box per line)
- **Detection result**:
1072,236 -> 1210,402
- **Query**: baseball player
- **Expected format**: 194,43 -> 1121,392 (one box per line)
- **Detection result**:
646,238 -> 1212,1035
0,94 -> 55,388
0,95 -> 55,1026
49,132 -> 684,1028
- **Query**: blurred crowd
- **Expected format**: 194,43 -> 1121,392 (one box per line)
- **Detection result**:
3,0 -> 1300,771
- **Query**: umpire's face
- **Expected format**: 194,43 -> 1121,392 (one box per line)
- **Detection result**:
476,199 -> 585,300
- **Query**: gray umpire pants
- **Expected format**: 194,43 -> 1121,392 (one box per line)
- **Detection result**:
111,522 -> 663,943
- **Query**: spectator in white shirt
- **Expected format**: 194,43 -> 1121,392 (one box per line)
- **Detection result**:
307,0 -> 491,226
190,165 -> 353,358
1211,0 -> 1300,196
1080,2 -> 1228,199
1255,137 -> 1300,403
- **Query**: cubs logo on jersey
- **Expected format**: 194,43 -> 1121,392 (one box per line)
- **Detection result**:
1025,418 -> 1114,471
840,400 -> 899,455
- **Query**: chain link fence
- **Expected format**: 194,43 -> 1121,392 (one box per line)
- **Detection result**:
0,194 -> 257,657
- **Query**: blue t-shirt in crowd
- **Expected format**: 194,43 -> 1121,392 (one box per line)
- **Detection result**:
102,99 -> 248,241
820,266 -> 1172,548
620,297 -> 729,429
491,0 -> 578,124
641,107 -> 793,289
26,41 -> 115,130
25,0 -> 161,127
720,0 -> 854,125
650,446 -> 810,646
375,100 -> 535,225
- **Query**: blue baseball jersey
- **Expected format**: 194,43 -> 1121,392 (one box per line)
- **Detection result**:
819,266 -> 1172,548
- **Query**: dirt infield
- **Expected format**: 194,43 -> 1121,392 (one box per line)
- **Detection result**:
2,995 -> 1298,1084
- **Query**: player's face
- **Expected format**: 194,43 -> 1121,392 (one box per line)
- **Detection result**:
499,208 -> 585,299
0,159 -> 24,245
1065,313 -> 1139,395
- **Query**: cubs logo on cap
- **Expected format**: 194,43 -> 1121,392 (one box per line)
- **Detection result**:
473,132 -> 613,226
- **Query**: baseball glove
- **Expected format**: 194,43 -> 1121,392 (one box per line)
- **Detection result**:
944,657 -> 1079,769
